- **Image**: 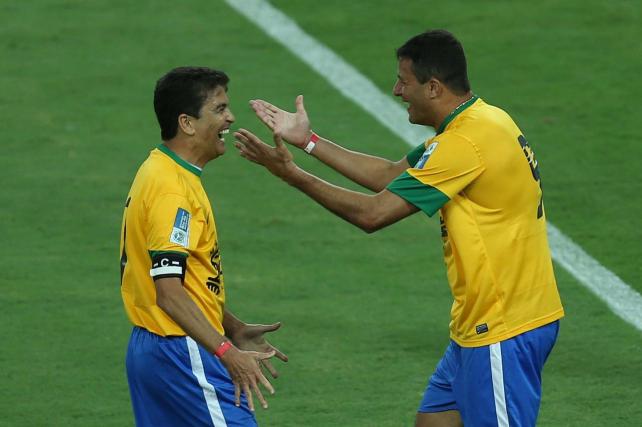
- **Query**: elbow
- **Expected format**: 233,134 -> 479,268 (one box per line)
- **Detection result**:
358,214 -> 384,234
156,292 -> 169,312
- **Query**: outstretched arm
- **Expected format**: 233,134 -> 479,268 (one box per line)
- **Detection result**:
234,130 -> 418,233
251,96 -> 409,192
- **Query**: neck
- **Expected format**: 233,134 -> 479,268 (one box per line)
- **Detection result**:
164,138 -> 206,169
432,91 -> 474,131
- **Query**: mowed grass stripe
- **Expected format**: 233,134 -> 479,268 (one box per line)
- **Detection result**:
225,0 -> 642,332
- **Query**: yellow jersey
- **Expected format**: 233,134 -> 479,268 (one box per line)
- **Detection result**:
120,144 -> 225,336
387,96 -> 564,347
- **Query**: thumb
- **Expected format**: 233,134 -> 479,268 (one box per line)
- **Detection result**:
257,322 -> 282,333
295,95 -> 305,114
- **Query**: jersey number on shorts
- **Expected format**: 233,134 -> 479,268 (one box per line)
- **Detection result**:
517,135 -> 544,218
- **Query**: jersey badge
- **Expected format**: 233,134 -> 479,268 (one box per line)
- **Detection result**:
170,208 -> 190,247
415,142 -> 438,169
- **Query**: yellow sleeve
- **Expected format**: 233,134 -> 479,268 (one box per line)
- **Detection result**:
408,133 -> 485,199
146,193 -> 196,257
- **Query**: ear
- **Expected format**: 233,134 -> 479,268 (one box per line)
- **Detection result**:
178,113 -> 196,136
425,77 -> 443,100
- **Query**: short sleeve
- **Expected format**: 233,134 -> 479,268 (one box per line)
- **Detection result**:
146,193 -> 196,257
387,134 -> 485,216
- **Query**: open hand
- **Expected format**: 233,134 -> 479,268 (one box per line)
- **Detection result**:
220,346 -> 276,411
230,322 -> 288,378
235,129 -> 295,178
250,95 -> 311,148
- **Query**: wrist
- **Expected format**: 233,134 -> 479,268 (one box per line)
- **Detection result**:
302,131 -> 320,154
214,340 -> 233,359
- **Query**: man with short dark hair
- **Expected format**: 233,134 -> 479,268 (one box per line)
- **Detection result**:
120,66 -> 287,426
235,30 -> 564,426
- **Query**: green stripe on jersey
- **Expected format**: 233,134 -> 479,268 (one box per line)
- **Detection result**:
148,250 -> 189,260
157,144 -> 202,177
386,171 -> 449,217
406,142 -> 426,167
436,95 -> 479,135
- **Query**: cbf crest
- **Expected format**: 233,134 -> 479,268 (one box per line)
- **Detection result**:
414,142 -> 439,169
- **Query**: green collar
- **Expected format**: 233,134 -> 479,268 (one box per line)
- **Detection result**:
157,144 -> 202,177
435,95 -> 479,135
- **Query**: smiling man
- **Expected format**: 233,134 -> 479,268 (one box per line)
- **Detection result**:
235,31 -> 564,426
120,67 -> 287,426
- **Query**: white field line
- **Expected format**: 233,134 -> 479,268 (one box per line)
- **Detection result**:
225,0 -> 642,332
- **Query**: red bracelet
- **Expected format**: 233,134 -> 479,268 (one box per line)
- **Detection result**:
214,341 -> 232,358
303,131 -> 319,154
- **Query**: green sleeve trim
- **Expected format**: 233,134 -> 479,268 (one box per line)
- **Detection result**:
148,250 -> 189,260
406,142 -> 427,167
386,171 -> 449,217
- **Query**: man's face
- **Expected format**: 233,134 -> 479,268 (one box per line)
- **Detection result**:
190,86 -> 235,161
393,58 -> 431,125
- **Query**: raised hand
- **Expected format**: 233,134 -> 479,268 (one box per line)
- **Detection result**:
250,95 -> 311,148
229,322 -> 288,378
219,346 -> 276,411
234,129 -> 295,178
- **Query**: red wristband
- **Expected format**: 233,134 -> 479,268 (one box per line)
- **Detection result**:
304,131 -> 319,154
214,341 -> 232,358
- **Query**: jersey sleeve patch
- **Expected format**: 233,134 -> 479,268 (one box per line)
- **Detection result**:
408,134 -> 485,199
150,251 -> 187,280
169,208 -> 191,247
386,171 -> 450,217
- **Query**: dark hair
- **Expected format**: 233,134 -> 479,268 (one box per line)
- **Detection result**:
153,66 -> 229,140
396,30 -> 470,94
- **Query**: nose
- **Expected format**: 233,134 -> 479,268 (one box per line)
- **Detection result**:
227,110 -> 236,124
392,80 -> 402,97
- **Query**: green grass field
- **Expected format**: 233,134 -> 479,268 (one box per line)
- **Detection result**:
1,0 -> 641,425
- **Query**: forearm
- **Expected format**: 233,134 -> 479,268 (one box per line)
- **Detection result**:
282,165 -> 381,232
308,136 -> 406,192
223,309 -> 245,340
156,280 -> 226,354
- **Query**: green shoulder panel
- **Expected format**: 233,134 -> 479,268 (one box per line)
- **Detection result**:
406,142 -> 427,167
386,171 -> 449,217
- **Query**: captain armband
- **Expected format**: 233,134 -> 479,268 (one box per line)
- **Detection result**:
150,252 -> 187,281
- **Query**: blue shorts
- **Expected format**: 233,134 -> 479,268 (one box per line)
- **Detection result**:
419,321 -> 560,427
126,327 -> 257,427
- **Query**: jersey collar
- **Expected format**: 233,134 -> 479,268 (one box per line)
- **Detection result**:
157,144 -> 202,177
435,94 -> 479,135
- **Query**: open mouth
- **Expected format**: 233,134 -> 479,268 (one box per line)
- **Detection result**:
218,128 -> 229,142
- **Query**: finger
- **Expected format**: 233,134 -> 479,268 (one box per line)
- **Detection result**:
236,129 -> 264,148
252,379 -> 268,409
243,383 -> 254,412
234,130 -> 262,153
260,358 -> 279,378
272,347 -> 289,363
234,383 -> 241,407
256,370 -> 275,395
233,136 -> 259,159
257,350 -> 276,360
